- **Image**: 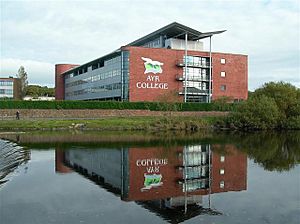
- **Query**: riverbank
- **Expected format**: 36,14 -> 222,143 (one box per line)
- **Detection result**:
0,116 -> 219,131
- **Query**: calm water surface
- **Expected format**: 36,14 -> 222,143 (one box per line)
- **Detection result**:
0,131 -> 299,224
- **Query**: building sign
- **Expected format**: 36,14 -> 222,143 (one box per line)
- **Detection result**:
136,158 -> 168,191
136,57 -> 168,89
142,57 -> 163,74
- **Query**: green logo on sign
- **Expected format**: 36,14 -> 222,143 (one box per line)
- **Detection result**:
141,174 -> 163,191
142,57 -> 163,74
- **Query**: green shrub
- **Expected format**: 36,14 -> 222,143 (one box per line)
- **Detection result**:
253,82 -> 300,129
285,116 -> 300,129
254,82 -> 299,116
225,82 -> 300,130
228,95 -> 281,130
0,100 -> 236,111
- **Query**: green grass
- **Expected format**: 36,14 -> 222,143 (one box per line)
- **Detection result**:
0,116 -> 216,131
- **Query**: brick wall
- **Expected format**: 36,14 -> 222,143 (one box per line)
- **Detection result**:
212,53 -> 248,100
125,46 -> 247,102
127,47 -> 183,102
0,109 -> 228,119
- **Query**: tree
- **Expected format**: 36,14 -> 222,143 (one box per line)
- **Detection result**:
26,85 -> 40,98
253,82 -> 300,117
17,66 -> 28,99
26,85 -> 55,97
253,82 -> 300,128
227,82 -> 300,130
229,95 -> 281,130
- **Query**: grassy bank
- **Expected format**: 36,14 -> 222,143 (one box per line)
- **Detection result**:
0,116 -> 217,131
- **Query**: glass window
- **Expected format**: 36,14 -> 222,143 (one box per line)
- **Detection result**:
221,58 -> 226,64
220,155 -> 225,162
221,85 -> 226,91
220,169 -> 225,175
194,57 -> 200,66
220,181 -> 225,188
221,71 -> 226,77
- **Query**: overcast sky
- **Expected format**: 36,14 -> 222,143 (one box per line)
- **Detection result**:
0,0 -> 299,90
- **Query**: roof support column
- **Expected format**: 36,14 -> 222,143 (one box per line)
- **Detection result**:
184,32 -> 188,103
208,36 -> 212,103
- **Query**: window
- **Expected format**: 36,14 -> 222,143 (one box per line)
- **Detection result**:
220,181 -> 225,188
221,71 -> 226,77
220,85 -> 226,91
220,169 -> 225,175
221,58 -> 226,64
220,155 -> 225,162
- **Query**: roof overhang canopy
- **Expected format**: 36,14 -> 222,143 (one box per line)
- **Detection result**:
127,22 -> 226,46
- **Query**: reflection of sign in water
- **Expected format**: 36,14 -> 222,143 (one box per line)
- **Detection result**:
136,158 -> 168,192
141,174 -> 163,191
141,57 -> 163,74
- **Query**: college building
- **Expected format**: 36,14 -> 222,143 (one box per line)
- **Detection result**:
55,22 -> 248,103
0,77 -> 21,100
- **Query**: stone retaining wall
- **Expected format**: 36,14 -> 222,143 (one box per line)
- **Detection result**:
0,109 -> 228,120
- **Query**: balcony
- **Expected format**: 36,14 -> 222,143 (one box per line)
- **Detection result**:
176,59 -> 211,68
178,88 -> 210,95
178,179 -> 209,191
176,75 -> 210,82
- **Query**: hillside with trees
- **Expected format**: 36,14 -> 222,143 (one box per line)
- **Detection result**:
26,85 -> 55,98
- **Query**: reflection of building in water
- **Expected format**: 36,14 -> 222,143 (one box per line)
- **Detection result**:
55,148 -> 72,174
56,144 -> 246,222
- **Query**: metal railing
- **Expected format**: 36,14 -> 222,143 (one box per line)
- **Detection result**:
176,75 -> 210,82
177,60 -> 211,68
178,89 -> 210,95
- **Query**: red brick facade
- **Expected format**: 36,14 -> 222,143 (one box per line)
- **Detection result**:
55,64 -> 78,100
212,53 -> 248,100
124,46 -> 248,102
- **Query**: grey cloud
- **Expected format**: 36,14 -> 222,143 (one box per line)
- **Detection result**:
0,0 -> 299,88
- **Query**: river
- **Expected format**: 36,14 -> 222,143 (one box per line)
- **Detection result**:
0,131 -> 299,224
